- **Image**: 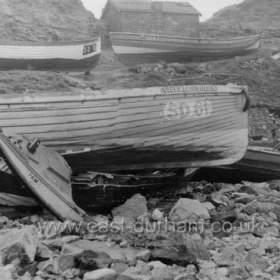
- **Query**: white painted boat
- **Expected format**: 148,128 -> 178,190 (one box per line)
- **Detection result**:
0,38 -> 101,71
0,133 -> 87,221
0,85 -> 249,172
110,32 -> 261,66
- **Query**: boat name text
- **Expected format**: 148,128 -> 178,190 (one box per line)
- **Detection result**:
163,100 -> 213,121
142,34 -> 160,41
28,173 -> 39,184
83,43 -> 97,55
161,85 -> 218,94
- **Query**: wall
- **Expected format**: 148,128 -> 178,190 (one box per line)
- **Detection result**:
120,12 -> 199,36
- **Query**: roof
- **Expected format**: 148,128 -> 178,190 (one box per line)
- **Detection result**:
101,0 -> 201,17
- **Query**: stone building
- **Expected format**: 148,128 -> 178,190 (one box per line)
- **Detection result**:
101,0 -> 201,37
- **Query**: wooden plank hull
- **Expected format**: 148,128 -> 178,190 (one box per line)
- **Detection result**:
0,168 -> 198,210
110,32 -> 261,66
231,147 -> 280,179
0,38 -> 101,71
0,85 -> 249,172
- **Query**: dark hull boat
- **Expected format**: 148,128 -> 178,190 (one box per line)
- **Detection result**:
0,38 -> 101,71
0,168 -> 198,211
0,85 -> 249,173
110,32 -> 261,66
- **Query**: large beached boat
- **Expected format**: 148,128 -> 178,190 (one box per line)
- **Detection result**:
0,38 -> 101,71
110,32 -> 261,66
0,84 -> 249,173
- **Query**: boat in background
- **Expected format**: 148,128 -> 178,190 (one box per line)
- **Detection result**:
0,38 -> 101,71
0,84 -> 249,172
0,133 -> 87,221
110,32 -> 261,66
231,146 -> 280,179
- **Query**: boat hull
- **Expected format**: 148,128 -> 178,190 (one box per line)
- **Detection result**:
232,147 -> 280,179
0,38 -> 101,71
110,32 -> 261,66
0,85 -> 249,172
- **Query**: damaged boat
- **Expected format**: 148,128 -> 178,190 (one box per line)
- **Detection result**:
0,38 -> 101,71
110,32 -> 261,66
0,133 -> 87,221
0,84 -> 249,172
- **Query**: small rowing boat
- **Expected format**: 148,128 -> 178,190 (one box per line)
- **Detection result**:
0,38 -> 101,71
0,133 -> 87,221
110,32 -> 261,66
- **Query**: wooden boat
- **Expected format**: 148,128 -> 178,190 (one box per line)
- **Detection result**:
0,168 -> 198,211
110,32 -> 261,66
0,133 -> 87,221
0,38 -> 101,71
0,84 -> 249,172
231,146 -> 280,179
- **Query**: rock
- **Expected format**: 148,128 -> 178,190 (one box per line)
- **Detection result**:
0,266 -> 12,280
112,194 -> 148,219
228,265 -> 250,280
83,268 -> 118,280
111,263 -> 129,274
170,199 -> 210,223
174,274 -> 198,280
150,267 -> 174,280
118,261 -> 150,280
152,209 -> 164,221
0,227 -> 39,265
75,250 -> 112,271
63,268 -> 80,279
135,250 -> 151,262
244,252 -> 270,271
147,261 -> 167,269
58,244 -> 84,272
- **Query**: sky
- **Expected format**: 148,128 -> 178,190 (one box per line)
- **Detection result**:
81,0 -> 244,21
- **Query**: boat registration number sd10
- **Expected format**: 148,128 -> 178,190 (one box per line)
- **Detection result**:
83,43 -> 97,55
163,100 -> 213,121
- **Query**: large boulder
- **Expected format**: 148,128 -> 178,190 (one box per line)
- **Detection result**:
112,194 -> 148,219
170,199 -> 210,223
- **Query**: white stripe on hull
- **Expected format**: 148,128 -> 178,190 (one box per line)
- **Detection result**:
113,45 -> 175,54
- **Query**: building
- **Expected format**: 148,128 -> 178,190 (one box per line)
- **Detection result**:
101,0 -> 201,37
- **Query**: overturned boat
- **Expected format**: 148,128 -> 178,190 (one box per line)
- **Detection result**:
0,84 -> 249,172
0,133 -> 87,221
110,32 -> 261,66
0,38 -> 101,71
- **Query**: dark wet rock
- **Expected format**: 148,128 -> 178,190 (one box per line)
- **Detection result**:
75,250 -> 112,271
57,244 -> 84,272
112,194 -> 148,219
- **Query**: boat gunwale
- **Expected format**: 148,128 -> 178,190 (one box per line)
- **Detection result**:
0,37 -> 101,47
0,85 -> 247,105
110,32 -> 261,43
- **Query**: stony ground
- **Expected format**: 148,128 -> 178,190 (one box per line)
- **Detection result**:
1,179 -> 280,280
0,39 -> 280,280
